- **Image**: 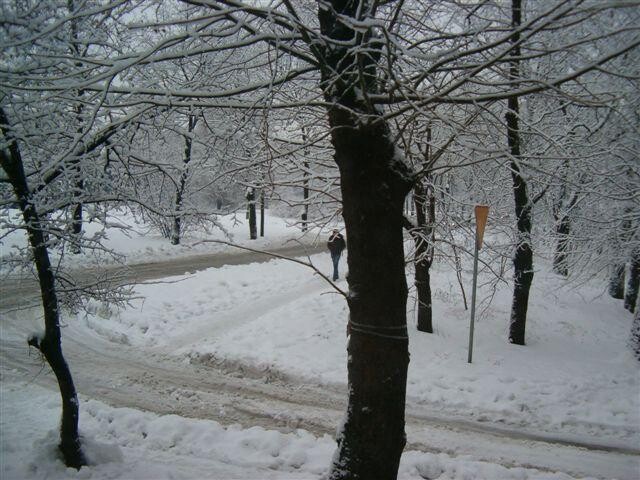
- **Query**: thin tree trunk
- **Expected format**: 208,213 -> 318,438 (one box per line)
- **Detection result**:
610,213 -> 633,299
413,128 -> 436,334
609,264 -> 626,299
171,114 -> 195,246
70,193 -> 83,254
552,189 -> 577,277
171,215 -> 182,245
0,108 -> 85,469
415,249 -> 433,333
302,130 -> 309,232
507,0 -> 533,346
318,3 -> 413,478
260,190 -> 265,237
246,188 -> 257,240
631,305 -> 640,361
625,249 -> 639,313
302,169 -> 309,231
248,205 -> 257,239
412,181 -> 435,333
553,214 -> 570,277
69,0 -> 84,254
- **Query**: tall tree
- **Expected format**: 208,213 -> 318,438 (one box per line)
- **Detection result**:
171,111 -> 197,245
316,3 -> 413,477
505,0 -> 534,345
0,2 -> 155,468
0,107 -> 86,468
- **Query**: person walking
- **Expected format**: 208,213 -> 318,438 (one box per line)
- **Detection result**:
327,229 -> 346,281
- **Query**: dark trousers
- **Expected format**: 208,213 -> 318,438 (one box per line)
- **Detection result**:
331,252 -> 341,280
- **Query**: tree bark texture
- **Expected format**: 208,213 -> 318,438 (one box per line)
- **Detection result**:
507,0 -> 533,346
0,108 -> 86,469
318,2 -> 413,478
625,249 -> 639,313
329,118 -> 412,480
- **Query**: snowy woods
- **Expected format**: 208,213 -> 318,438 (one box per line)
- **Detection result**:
1,1 -> 639,479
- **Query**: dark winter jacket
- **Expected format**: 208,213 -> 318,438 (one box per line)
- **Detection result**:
328,232 -> 346,255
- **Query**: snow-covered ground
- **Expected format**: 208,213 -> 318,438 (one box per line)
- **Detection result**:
1,213 -> 638,479
0,209 -> 323,271
5,379 -> 625,480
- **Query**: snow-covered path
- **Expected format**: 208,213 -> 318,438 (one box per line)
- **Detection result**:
1,249 -> 638,480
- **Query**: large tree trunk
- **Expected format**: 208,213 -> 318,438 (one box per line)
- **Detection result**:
329,117 -> 412,480
318,3 -> 413,479
507,0 -> 533,346
0,109 -> 86,469
625,249 -> 639,313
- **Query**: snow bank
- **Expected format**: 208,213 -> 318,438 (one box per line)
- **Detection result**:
1,380 -> 603,480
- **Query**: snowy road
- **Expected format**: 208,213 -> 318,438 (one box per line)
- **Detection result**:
0,242 -> 326,311
1,247 -> 639,480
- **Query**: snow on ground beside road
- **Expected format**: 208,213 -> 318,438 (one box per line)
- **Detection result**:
0,209 -> 322,271
74,249 -> 639,448
0,380 -> 596,480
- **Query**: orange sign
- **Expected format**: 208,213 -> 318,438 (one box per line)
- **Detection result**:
474,205 -> 489,249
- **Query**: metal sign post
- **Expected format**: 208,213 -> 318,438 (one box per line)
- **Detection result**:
468,205 -> 489,364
